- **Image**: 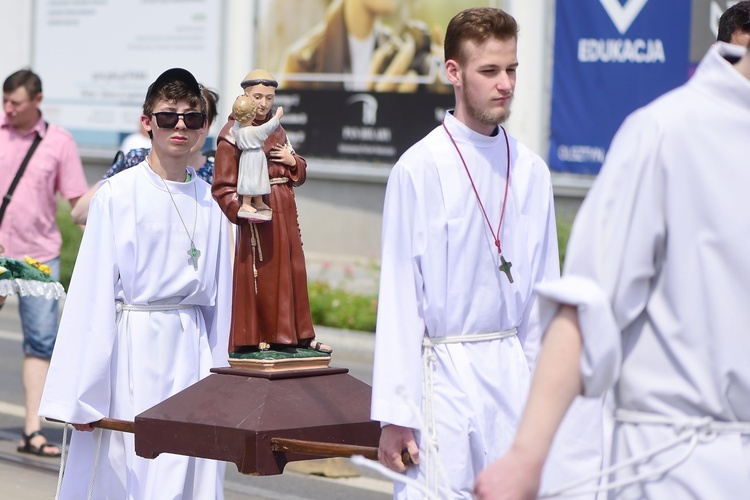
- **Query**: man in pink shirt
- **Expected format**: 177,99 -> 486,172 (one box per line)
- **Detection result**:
1,69 -> 88,457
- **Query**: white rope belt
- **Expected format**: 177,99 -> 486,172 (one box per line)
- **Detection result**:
540,408 -> 750,498
115,301 -> 193,312
269,176 -> 289,185
421,328 -> 518,497
115,301 -> 194,324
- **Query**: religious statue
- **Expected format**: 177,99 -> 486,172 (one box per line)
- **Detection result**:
212,69 -> 332,358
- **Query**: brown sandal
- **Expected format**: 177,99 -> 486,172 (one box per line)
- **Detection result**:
309,340 -> 333,354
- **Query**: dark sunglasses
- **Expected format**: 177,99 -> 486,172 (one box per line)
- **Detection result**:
152,111 -> 207,130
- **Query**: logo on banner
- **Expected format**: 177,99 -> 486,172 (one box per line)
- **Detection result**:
339,94 -> 395,157
578,0 -> 664,63
347,94 -> 378,125
600,0 -> 648,35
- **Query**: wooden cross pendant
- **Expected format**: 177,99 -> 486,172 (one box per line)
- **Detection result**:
188,242 -> 201,270
499,254 -> 514,284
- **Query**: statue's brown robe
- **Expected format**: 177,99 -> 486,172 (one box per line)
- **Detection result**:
212,112 -> 315,352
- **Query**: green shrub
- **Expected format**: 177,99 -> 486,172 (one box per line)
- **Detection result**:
308,279 -> 378,332
557,215 -> 573,271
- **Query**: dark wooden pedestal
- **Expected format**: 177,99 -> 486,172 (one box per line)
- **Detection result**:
134,366 -> 381,476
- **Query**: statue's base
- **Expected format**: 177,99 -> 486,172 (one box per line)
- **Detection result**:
228,355 -> 331,372
134,366 -> 380,475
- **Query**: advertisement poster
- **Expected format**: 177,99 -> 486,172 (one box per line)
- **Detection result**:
32,0 -> 220,148
548,0 -> 693,174
256,0 -> 499,163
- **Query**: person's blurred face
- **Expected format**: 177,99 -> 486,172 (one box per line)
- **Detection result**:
2,87 -> 42,132
730,30 -> 750,47
243,84 -> 275,120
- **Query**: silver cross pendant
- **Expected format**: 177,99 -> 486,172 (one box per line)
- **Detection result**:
188,242 -> 201,270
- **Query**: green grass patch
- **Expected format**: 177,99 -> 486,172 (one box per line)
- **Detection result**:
556,214 -> 573,271
56,198 -> 84,291
308,279 -> 378,332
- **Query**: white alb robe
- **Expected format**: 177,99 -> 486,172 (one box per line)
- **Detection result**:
536,42 -> 750,498
39,162 -> 232,500
371,112 -> 603,498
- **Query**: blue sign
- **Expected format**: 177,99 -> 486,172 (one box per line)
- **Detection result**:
548,0 -> 692,174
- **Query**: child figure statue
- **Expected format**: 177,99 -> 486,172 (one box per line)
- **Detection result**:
232,95 -> 283,222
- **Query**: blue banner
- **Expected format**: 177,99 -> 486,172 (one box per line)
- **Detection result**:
548,0 -> 692,174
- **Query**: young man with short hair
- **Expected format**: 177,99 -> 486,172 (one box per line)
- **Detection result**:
372,7 -> 602,499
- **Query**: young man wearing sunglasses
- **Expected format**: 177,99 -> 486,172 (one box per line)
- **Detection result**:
40,68 -> 233,500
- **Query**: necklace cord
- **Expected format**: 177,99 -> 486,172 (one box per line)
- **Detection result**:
442,122 -> 511,254
160,176 -> 198,243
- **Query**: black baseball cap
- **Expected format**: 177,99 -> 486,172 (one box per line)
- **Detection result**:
145,68 -> 201,100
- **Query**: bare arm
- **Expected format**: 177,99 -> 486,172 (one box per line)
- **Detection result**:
70,185 -> 99,225
474,305 -> 584,500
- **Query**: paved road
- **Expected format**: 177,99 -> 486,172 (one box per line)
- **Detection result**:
0,295 -> 391,499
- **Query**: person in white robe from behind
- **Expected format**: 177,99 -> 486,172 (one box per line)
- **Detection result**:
475,39 -> 750,499
39,68 -> 232,500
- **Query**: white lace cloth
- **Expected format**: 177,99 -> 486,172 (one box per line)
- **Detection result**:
0,278 -> 65,299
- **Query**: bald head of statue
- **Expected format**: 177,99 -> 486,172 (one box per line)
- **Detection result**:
241,69 -> 278,89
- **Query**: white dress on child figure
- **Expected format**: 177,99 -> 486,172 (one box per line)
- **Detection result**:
234,116 -> 280,197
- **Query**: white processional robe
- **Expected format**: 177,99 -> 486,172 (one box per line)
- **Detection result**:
371,112 -> 603,499
39,162 -> 232,500
234,117 -> 279,196
535,42 -> 750,498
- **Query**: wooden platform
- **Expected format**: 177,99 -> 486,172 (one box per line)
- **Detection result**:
134,366 -> 381,475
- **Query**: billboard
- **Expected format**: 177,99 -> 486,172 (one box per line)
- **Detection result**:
32,0 -> 221,148
255,0 -> 499,164
548,0 -> 694,174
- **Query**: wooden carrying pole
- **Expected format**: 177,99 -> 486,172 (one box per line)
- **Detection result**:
47,417 -> 135,434
48,418 -> 377,460
48,418 -> 413,465
270,437 -> 378,460
270,437 -> 413,465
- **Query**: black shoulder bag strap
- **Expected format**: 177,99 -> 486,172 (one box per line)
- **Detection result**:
0,121 -> 49,226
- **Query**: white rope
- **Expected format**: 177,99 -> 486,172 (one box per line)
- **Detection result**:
54,423 -> 70,500
249,222 -> 263,294
269,176 -> 289,185
54,424 -> 104,500
350,455 -> 439,500
539,409 -> 750,498
421,329 -> 517,498
87,428 -> 104,500
115,301 -> 193,317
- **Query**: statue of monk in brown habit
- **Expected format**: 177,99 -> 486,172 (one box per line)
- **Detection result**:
212,69 -> 332,354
